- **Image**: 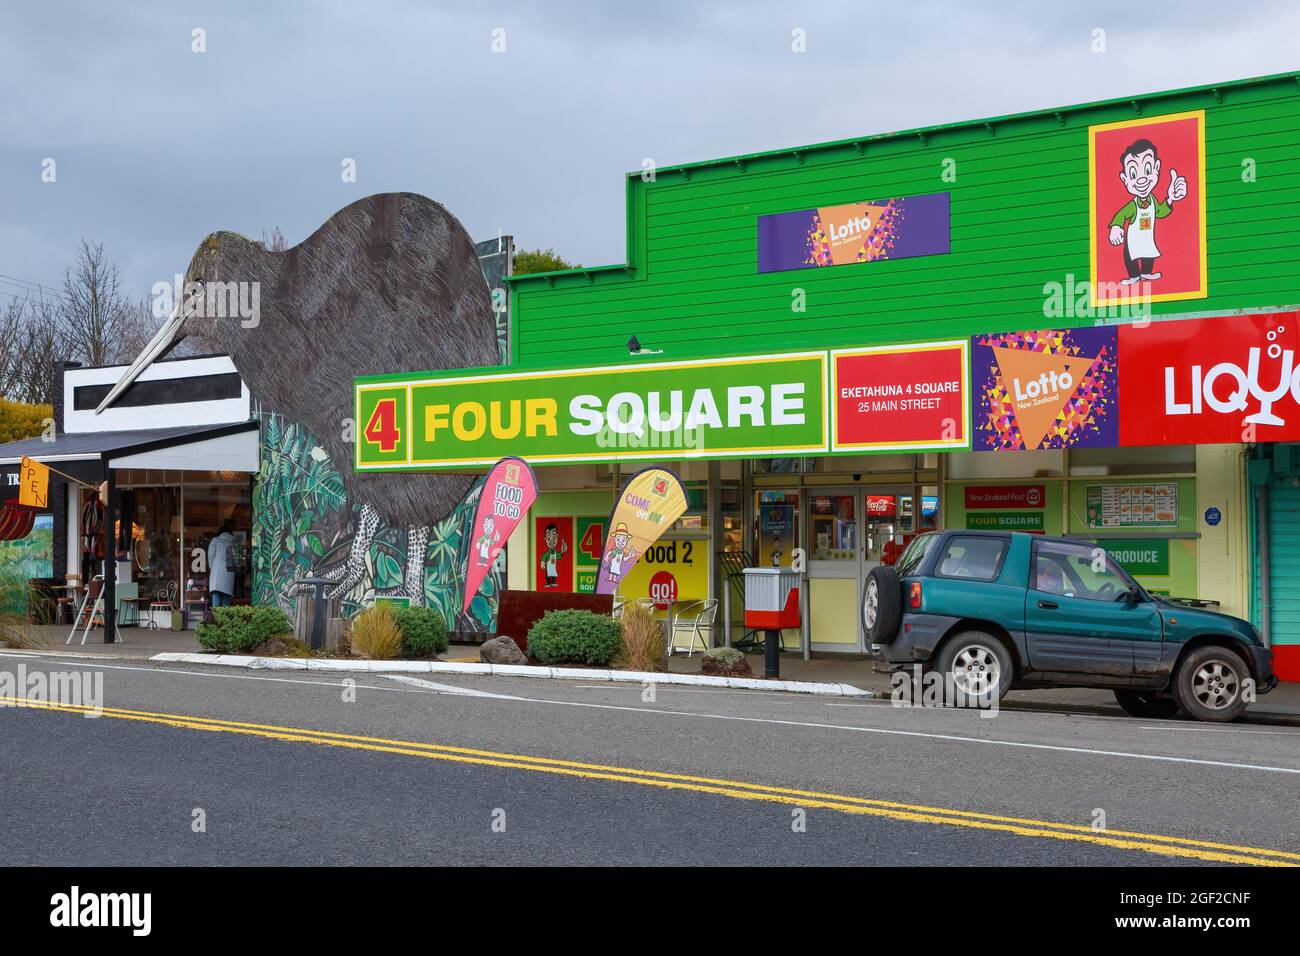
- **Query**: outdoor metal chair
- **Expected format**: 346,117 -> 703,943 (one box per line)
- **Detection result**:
668,598 -> 718,657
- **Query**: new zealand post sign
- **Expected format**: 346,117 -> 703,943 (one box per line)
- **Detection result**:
463,457 -> 538,614
596,467 -> 689,596
757,193 -> 950,274
356,352 -> 828,470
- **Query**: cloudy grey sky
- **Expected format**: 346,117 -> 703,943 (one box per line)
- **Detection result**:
2,0 -> 1297,304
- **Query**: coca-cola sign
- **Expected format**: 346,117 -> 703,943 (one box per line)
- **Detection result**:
865,495 -> 896,517
1119,312 -> 1300,445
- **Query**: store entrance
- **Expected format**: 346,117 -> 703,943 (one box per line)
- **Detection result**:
804,486 -> 922,651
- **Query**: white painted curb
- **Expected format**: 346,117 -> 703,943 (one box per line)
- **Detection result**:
148,652 -> 873,698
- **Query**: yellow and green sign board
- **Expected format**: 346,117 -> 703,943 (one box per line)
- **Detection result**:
356,352 -> 829,470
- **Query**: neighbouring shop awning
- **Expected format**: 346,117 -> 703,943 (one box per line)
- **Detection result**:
0,420 -> 260,474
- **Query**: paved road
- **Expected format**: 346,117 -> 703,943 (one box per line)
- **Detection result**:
2,650 -> 1298,866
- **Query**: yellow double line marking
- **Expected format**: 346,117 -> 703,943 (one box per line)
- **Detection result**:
7,696 -> 1297,866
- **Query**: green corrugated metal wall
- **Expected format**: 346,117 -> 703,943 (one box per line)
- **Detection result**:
509,73 -> 1300,369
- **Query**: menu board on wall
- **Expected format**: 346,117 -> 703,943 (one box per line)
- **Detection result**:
1085,483 -> 1177,528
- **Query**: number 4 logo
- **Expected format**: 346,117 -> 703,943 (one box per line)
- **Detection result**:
364,398 -> 402,454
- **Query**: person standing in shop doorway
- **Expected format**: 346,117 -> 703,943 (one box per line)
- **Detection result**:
207,524 -> 237,608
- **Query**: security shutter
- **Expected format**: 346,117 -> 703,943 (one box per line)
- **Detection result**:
1265,482 -> 1300,646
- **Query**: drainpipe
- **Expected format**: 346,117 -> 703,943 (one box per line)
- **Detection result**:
1257,482 -> 1272,648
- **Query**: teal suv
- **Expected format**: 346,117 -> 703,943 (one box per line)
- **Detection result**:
864,530 -> 1276,722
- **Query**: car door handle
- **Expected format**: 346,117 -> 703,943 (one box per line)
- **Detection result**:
1037,600 -> 1059,609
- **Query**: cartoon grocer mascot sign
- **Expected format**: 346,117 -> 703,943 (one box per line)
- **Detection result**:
602,521 -> 637,585
1106,138 -> 1188,287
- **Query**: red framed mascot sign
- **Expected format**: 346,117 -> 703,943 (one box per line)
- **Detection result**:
1088,110 -> 1207,308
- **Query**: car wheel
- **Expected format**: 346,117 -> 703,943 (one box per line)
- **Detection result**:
1172,645 -> 1249,722
863,565 -> 902,644
1113,689 -> 1180,719
934,631 -> 1013,703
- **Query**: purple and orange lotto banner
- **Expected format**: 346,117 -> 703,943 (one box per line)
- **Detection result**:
596,467 -> 688,596
463,456 -> 538,613
757,192 -> 950,274
971,327 -> 1119,452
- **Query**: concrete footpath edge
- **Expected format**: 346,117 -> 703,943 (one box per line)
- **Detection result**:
147,652 -> 874,698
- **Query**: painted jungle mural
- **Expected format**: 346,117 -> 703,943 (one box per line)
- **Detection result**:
250,228 -> 512,630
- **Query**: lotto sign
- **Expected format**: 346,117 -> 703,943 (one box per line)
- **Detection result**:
356,352 -> 828,469
463,457 -> 538,614
1119,312 -> 1300,446
830,341 -> 968,452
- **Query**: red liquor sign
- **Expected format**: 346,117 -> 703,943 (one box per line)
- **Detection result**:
1119,312 -> 1300,446
831,340 -> 969,453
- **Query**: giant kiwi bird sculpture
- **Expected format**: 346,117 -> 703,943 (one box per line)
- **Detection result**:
97,192 -> 500,606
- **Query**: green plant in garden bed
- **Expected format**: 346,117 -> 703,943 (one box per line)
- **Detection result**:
526,610 -> 621,666
349,603 -> 403,660
195,606 -> 293,654
393,606 -> 448,657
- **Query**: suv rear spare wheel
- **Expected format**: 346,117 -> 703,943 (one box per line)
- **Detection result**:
934,631 -> 1013,703
1173,645 -> 1249,722
863,565 -> 902,644
1113,689 -> 1179,719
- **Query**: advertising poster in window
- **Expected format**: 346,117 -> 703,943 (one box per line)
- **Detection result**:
971,327 -> 1118,451
534,516 -> 574,591
1088,110 -> 1207,307
618,538 -> 708,610
574,517 -> 605,594
758,496 -> 796,568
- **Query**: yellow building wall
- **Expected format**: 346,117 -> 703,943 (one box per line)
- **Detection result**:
1195,444 -> 1250,618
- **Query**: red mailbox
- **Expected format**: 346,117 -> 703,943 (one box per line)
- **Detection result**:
743,567 -> 801,679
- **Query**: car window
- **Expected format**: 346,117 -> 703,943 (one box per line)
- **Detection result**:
894,533 -> 936,576
933,536 -> 1007,581
1033,540 -> 1130,602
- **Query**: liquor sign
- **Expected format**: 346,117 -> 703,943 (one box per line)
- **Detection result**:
964,484 -> 1045,510
757,193 -> 950,274
1119,312 -> 1300,446
356,351 -> 828,470
971,327 -> 1119,451
830,340 -> 969,453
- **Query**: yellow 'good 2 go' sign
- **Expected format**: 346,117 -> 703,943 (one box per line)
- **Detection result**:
355,352 -> 828,470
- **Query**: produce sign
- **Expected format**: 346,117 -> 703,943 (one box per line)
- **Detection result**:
463,457 -> 538,614
830,341 -> 968,452
596,467 -> 689,596
355,352 -> 828,470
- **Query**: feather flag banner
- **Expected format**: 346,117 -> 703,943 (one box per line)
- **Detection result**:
596,467 -> 688,596
462,457 -> 538,614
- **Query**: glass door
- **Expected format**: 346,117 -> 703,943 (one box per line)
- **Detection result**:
806,490 -> 863,651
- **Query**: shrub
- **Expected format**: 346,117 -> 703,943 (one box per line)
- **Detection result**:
526,609 -> 621,666
195,605 -> 292,654
393,606 -> 448,657
703,646 -> 745,667
616,601 -> 663,672
349,603 -> 403,660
